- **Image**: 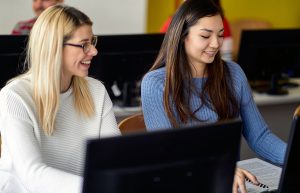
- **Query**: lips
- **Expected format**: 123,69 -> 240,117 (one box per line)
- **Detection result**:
80,60 -> 91,70
81,60 -> 91,65
204,51 -> 217,57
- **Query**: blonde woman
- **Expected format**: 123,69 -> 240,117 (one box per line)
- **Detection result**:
0,5 -> 120,193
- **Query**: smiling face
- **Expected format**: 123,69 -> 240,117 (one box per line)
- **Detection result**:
184,14 -> 224,77
62,25 -> 98,89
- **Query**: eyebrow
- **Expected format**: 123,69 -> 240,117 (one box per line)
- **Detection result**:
200,28 -> 225,33
79,38 -> 90,43
79,35 -> 95,43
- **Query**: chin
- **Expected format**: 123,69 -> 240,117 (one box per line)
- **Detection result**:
77,71 -> 89,78
202,59 -> 215,64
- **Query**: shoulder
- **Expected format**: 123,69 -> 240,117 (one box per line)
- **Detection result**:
225,60 -> 248,82
0,78 -> 33,117
142,68 -> 166,84
85,76 -> 107,98
225,61 -> 251,95
86,76 -> 106,91
142,68 -> 166,89
11,18 -> 36,35
225,61 -> 253,102
17,18 -> 36,25
0,78 -> 31,98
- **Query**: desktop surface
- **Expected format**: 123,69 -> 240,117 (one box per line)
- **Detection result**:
82,119 -> 242,193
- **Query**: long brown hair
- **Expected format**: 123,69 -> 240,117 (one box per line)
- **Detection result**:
150,0 -> 239,127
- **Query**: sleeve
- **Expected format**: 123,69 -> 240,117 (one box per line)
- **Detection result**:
237,68 -> 287,165
141,71 -> 172,131
160,16 -> 172,33
99,88 -> 121,138
0,90 -> 82,193
11,22 -> 22,35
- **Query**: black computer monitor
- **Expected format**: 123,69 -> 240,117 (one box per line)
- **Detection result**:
82,119 -> 242,193
89,33 -> 164,106
276,115 -> 300,193
0,35 -> 28,88
237,29 -> 300,95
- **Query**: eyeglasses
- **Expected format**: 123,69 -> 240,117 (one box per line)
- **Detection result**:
64,35 -> 98,54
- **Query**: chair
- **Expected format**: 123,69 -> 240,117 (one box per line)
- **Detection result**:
118,113 -> 146,134
294,105 -> 300,117
230,19 -> 273,61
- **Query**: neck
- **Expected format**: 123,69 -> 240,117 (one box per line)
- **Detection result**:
61,77 -> 72,93
190,62 -> 207,78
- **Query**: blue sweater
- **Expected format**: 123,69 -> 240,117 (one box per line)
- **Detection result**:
141,61 -> 286,165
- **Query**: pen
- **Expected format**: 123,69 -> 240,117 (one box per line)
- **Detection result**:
245,178 -> 269,189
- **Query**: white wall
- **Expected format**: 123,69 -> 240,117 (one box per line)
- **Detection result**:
0,0 -> 147,35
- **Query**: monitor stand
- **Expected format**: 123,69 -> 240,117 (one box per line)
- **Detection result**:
267,74 -> 288,95
121,81 -> 140,107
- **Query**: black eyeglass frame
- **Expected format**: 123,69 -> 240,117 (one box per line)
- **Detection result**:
63,35 -> 98,53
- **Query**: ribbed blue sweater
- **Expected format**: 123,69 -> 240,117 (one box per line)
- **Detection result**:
141,61 -> 286,165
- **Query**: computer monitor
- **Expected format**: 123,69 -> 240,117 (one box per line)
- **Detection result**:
237,29 -> 300,95
0,35 -> 28,88
82,119 -> 242,193
276,115 -> 300,193
89,33 -> 164,106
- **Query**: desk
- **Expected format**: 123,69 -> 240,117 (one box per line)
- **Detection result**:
114,106 -> 142,123
114,79 -> 300,159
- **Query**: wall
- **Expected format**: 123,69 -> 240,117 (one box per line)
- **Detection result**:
147,0 -> 175,33
222,0 -> 300,28
147,0 -> 300,32
0,0 -> 147,35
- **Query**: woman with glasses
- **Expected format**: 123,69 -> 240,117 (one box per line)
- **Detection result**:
141,0 -> 286,193
0,5 -> 120,193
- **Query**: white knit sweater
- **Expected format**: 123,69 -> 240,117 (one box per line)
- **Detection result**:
0,77 -> 121,193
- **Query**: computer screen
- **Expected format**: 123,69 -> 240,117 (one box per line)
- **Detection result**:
277,115 -> 300,193
82,119 -> 242,193
237,29 -> 300,95
89,33 -> 164,106
0,35 -> 28,88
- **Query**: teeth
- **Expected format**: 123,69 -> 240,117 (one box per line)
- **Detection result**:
81,61 -> 91,64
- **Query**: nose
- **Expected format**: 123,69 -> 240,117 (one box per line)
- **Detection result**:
88,45 -> 98,56
210,35 -> 221,49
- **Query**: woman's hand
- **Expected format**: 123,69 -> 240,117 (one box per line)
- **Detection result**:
232,167 -> 259,193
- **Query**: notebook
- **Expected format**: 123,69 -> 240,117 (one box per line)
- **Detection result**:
238,115 -> 300,193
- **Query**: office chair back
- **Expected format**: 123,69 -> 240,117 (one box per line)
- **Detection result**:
230,19 -> 273,60
294,105 -> 300,117
118,113 -> 146,134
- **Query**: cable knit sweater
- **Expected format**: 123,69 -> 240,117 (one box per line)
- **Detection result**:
141,61 -> 286,165
0,76 -> 120,193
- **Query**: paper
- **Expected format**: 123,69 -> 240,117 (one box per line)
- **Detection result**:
237,158 -> 282,193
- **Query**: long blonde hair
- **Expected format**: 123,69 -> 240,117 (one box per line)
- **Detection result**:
25,5 -> 95,135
